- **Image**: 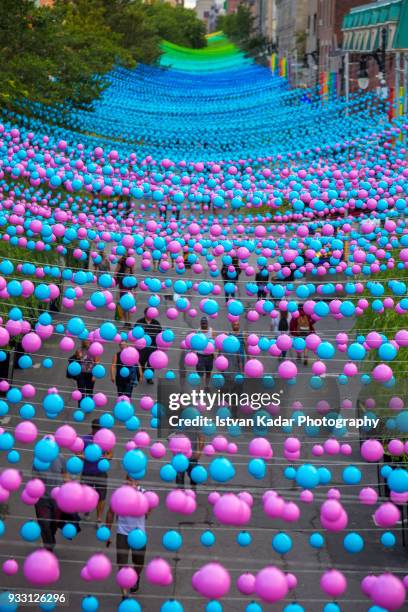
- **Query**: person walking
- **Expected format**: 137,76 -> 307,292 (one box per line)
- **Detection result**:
80,419 -> 112,528
111,340 -> 142,397
290,305 -> 314,365
195,317 -> 214,389
221,256 -> 241,303
33,448 -> 80,551
137,307 -> 162,384
105,476 -> 149,597
76,340 -> 98,402
114,255 -> 134,328
175,430 -> 205,489
255,266 -> 269,300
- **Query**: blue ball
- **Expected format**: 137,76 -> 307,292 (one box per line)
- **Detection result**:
118,600 -> 141,612
236,531 -> 252,546
206,603 -> 222,612
380,531 -> 396,547
0,591 -> 18,611
272,532 -> 292,554
0,520 -> 4,536
171,453 -> 189,473
160,464 -> 177,481
323,605 -> 340,612
200,530 -> 215,547
66,456 -> 84,474
81,596 -> 99,611
96,526 -> 111,542
34,437 -> 59,462
122,449 -> 147,474
248,458 -> 266,479
62,523 -> 77,539
295,464 -> 319,489
20,521 -> 41,542
161,601 -> 183,612
84,443 -> 102,462
162,530 -> 183,551
127,528 -> 147,549
209,457 -> 235,482
190,465 -> 207,483
387,468 -> 408,493
343,532 -> 364,553
246,604 -> 262,612
342,465 -> 361,484
309,532 -> 324,548
284,606 -> 304,612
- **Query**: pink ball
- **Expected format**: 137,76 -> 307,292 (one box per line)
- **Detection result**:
150,442 -> 166,458
25,478 -> 45,498
255,566 -> 288,603
244,359 -> 264,378
359,487 -> 378,505
15,421 -> 37,444
93,428 -> 116,451
55,482 -> 85,513
374,502 -> 401,527
146,558 -> 173,586
110,485 -> 149,517
120,346 -> 139,366
213,494 -> 251,526
22,332 -> 41,353
361,439 -> 384,462
370,573 -> 406,610
236,572 -> 255,595
134,431 -> 151,447
23,549 -> 60,585
320,569 -> 347,597
116,566 -> 138,589
0,469 -> 22,491
149,350 -> 168,369
248,437 -> 273,459
278,360 -> 297,379
54,425 -> 77,448
2,559 -> 18,575
192,562 -> 231,599
86,553 -> 112,581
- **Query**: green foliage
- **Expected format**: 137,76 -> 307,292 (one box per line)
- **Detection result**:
217,4 -> 254,43
0,0 -> 207,112
146,2 -> 207,49
0,0 -> 132,111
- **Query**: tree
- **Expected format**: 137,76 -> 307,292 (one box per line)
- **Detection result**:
102,0 -> 162,65
217,4 -> 254,43
0,0 -> 132,111
145,2 -> 207,50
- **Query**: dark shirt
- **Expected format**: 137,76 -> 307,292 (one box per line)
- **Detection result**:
137,317 -> 162,348
81,434 -> 101,477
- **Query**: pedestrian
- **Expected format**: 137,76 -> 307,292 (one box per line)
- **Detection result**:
76,340 -> 98,403
80,419 -> 112,528
95,251 -> 110,276
221,256 -> 241,302
255,266 -> 269,300
114,255 -> 134,328
33,447 -> 80,551
290,305 -> 314,365
137,307 -> 162,384
276,311 -> 289,360
105,475 -> 149,597
175,430 -> 205,489
111,340 -> 142,397
195,317 -> 215,389
223,320 -> 246,402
